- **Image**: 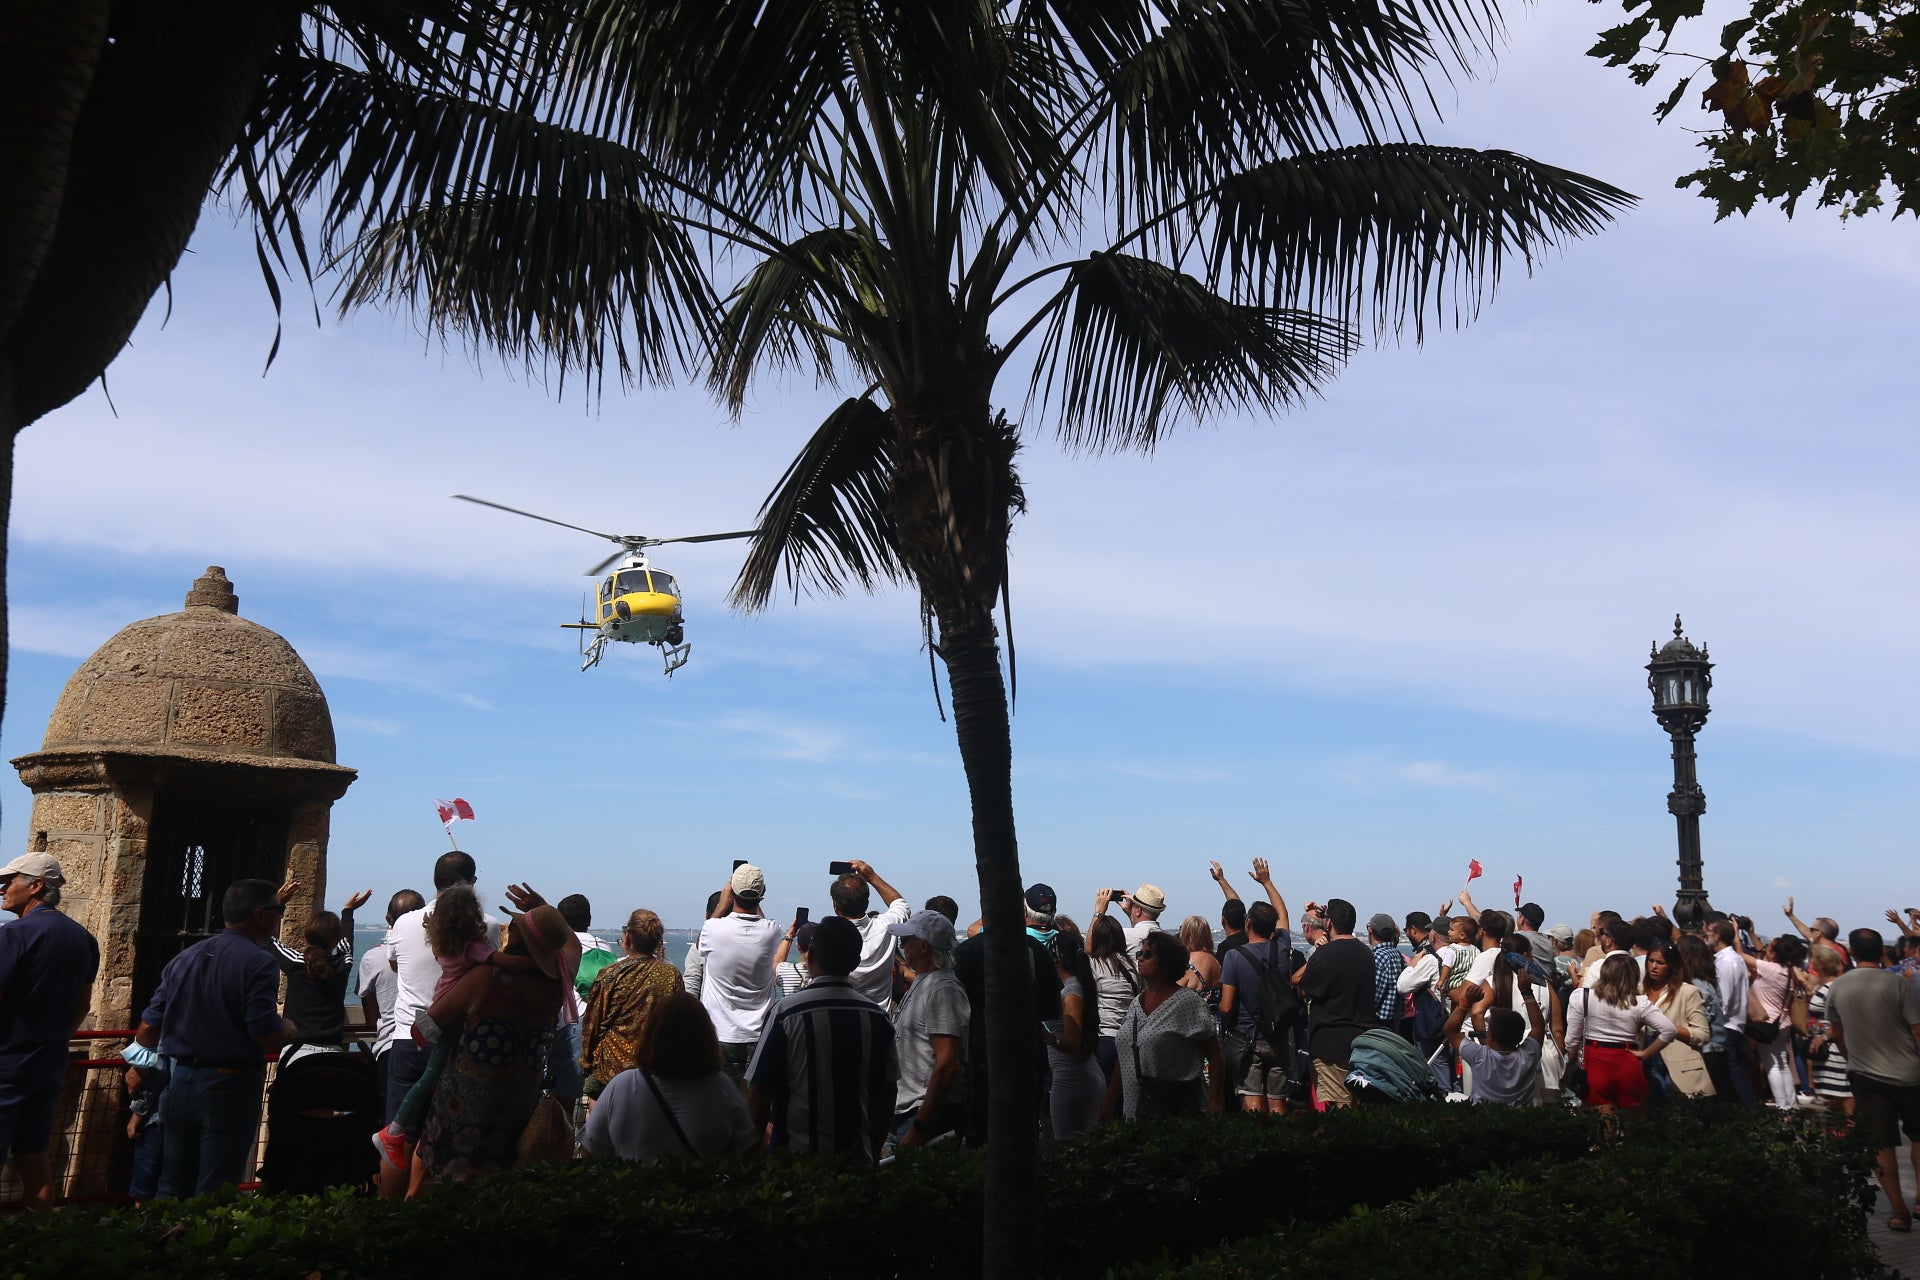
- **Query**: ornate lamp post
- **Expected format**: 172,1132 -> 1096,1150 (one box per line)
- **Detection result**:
1647,615 -> 1714,929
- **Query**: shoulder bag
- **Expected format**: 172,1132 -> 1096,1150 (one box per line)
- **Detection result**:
1129,1001 -> 1206,1119
516,1091 -> 576,1165
640,1068 -> 702,1159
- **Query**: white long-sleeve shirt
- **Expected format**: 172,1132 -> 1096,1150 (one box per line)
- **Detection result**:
1397,951 -> 1442,994
1566,991 -> 1677,1049
1714,945 -> 1749,1031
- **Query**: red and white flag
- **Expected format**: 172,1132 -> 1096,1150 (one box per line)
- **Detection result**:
435,797 -> 476,835
1513,875 -> 1524,908
1466,858 -> 1483,883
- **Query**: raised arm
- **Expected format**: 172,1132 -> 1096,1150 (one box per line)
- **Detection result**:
1520,983 -> 1545,1043
1457,888 -> 1480,919
1782,898 -> 1815,944
1250,858 -> 1289,933
1442,983 -> 1476,1053
850,859 -> 903,908
1210,861 -> 1241,903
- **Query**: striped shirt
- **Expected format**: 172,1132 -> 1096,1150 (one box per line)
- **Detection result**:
746,977 -> 897,1159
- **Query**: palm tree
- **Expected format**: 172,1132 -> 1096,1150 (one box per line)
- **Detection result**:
243,1 -> 1631,1271
0,0 -> 519,732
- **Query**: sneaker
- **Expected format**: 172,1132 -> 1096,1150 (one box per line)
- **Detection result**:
1795,1092 -> 1817,1108
372,1125 -> 408,1171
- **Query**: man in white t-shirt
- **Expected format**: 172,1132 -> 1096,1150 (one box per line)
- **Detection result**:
1709,919 -> 1757,1107
699,864 -> 783,1082
831,860 -> 910,1006
358,889 -> 423,1102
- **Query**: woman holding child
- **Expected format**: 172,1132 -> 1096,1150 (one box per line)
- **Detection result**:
413,892 -> 572,1187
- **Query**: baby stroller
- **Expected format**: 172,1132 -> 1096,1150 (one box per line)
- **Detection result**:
1344,1028 -> 1447,1103
255,1047 -> 384,1195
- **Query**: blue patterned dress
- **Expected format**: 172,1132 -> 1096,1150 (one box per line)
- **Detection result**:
417,970 -> 559,1182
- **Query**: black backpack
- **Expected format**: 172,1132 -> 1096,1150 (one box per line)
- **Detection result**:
1250,935 -> 1300,1044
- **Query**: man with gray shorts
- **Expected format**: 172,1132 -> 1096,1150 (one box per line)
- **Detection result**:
1216,858 -> 1294,1113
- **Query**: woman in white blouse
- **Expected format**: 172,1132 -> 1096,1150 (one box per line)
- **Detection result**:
1566,953 -> 1678,1113
1101,930 -> 1224,1122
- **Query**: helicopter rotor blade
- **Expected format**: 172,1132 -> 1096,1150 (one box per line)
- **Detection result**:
584,548 -> 628,578
655,530 -> 760,545
452,495 -> 622,543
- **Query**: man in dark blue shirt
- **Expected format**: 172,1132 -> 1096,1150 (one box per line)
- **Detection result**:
0,853 -> 100,1212
747,916 -> 897,1159
134,878 -> 292,1199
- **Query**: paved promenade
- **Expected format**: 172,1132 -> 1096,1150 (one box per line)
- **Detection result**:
1868,1155 -> 1919,1275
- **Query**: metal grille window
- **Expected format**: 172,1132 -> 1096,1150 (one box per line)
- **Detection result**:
132,791 -> 291,1018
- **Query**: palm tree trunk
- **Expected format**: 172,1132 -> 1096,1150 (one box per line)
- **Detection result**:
936,601 -> 1036,1280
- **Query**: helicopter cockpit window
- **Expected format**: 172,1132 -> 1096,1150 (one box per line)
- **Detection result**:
651,573 -> 679,596
614,570 -> 652,594
598,578 -> 613,602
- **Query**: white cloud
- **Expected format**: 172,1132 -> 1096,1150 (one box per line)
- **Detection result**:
1397,761 -> 1511,796
707,711 -> 850,763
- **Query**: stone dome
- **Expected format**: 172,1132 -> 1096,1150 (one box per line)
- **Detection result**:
39,567 -> 339,766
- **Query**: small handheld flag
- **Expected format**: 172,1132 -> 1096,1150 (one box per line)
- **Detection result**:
435,797 -> 476,847
1466,859 -> 1483,882
1513,875 -> 1523,908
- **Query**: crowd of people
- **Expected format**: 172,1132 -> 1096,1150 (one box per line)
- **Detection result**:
0,847 -> 1917,1232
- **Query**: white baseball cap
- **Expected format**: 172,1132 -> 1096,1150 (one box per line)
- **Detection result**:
0,852 -> 64,885
730,863 -> 767,900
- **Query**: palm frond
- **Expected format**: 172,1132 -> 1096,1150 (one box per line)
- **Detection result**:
1082,0 -> 1515,230
1209,143 -> 1636,338
230,55 -> 717,393
732,396 -> 905,611
1028,252 -> 1357,452
709,230 -> 880,413
334,191 -> 714,394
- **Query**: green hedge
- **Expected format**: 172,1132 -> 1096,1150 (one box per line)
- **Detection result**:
1148,1106 -> 1889,1280
2,1107 -> 1881,1280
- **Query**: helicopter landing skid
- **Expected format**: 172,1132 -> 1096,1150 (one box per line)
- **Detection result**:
580,634 -> 609,672
659,642 -> 691,676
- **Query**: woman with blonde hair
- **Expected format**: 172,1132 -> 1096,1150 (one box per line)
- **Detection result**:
1176,915 -> 1222,1007
580,908 -> 684,1103
1566,952 -> 1677,1112
1644,940 -> 1715,1099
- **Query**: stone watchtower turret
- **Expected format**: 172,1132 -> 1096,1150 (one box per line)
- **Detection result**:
10,567 -> 358,1028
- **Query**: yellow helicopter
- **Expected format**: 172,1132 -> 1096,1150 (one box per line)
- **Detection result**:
453,495 -> 756,675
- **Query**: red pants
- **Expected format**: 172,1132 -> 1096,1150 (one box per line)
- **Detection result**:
1585,1043 -> 1648,1108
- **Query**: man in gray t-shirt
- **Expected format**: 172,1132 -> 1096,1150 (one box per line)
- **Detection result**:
1827,929 -> 1920,1230
887,911 -> 970,1151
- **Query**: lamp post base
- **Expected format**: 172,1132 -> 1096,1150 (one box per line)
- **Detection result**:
1671,892 -> 1712,931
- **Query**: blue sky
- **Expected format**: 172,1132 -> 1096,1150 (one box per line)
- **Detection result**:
5,6 -> 1915,936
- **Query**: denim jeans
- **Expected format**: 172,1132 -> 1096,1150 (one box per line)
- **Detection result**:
384,1041 -> 431,1131
156,1064 -> 266,1199
1714,1026 -> 1758,1108
548,1021 -> 584,1102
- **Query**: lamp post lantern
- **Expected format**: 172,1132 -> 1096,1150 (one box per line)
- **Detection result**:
1647,615 -> 1714,929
